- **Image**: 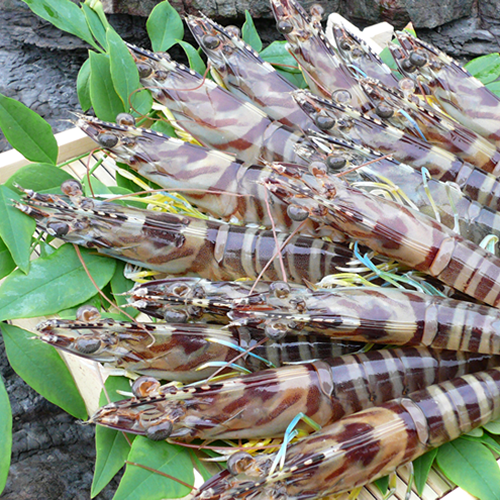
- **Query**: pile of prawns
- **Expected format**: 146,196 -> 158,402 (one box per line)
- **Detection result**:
15,0 -> 500,498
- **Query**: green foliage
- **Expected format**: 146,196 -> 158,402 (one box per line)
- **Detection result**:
1,323 -> 87,419
5,163 -> 75,193
22,0 -> 100,50
413,448 -> 438,495
91,376 -> 134,497
107,28 -> 152,115
437,437 -> 500,500
242,10 -> 262,52
113,438 -> 194,500
0,244 -> 116,322
89,51 -> 126,121
147,0 -> 184,52
0,239 -> 15,281
177,40 -> 207,75
465,53 -> 500,84
0,92 -> 58,164
77,58 -> 92,112
0,376 -> 11,495
0,185 -> 36,274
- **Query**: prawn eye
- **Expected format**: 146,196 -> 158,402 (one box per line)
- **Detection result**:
310,4 -> 324,19
98,133 -> 119,148
202,34 -> 220,49
132,376 -> 161,398
339,39 -> 351,51
167,283 -> 190,297
116,113 -> 135,127
314,113 -> 336,130
287,204 -> 310,222
163,310 -> 188,323
308,160 -> 328,176
332,89 -> 351,104
146,421 -> 173,441
225,25 -> 241,38
46,221 -> 70,237
375,103 -> 394,119
351,47 -> 363,58
265,320 -> 289,341
270,281 -> 291,299
136,63 -> 152,78
75,337 -> 102,355
409,51 -> 427,67
277,19 -> 293,34
154,70 -> 168,81
326,155 -> 346,171
227,451 -> 255,475
61,179 -> 83,197
76,305 -> 101,322
401,58 -> 416,73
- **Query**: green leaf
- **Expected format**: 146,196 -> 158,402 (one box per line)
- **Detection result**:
188,450 -> 212,482
379,46 -> 400,75
22,0 -> 99,50
1,322 -> 87,419
0,92 -> 58,164
0,239 -> 15,280
82,175 -> 113,197
465,427 -> 484,437
487,81 -> 500,98
177,41 -> 207,75
89,51 -> 126,122
241,10 -> 262,52
0,244 -> 116,322
0,376 -> 12,495
260,41 -> 299,73
484,417 -> 500,435
113,437 -> 193,500
413,448 -> 438,495
437,437 -> 500,500
106,28 -> 152,116
5,163 -> 75,193
465,53 -> 500,84
77,58 -> 92,112
151,120 -> 176,137
276,68 -> 307,88
146,1 -> 184,52
110,261 -> 139,319
373,475 -> 389,494
91,376 -> 134,497
0,185 -> 36,274
82,3 -> 107,50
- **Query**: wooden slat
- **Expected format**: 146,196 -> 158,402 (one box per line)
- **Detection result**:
0,128 -> 95,180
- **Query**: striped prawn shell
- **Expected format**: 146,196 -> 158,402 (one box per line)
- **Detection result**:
230,286 -> 500,354
391,31 -> 500,151
127,44 -> 308,166
294,89 -> 500,211
269,0 -> 369,109
127,278 -> 312,323
302,132 -> 500,251
76,114 -> 316,234
15,185 -> 358,284
329,21 -> 399,88
359,77 -> 500,173
195,366 -> 500,499
38,317 -> 363,382
186,14 -> 317,131
90,346 -> 498,442
264,168 -> 500,308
